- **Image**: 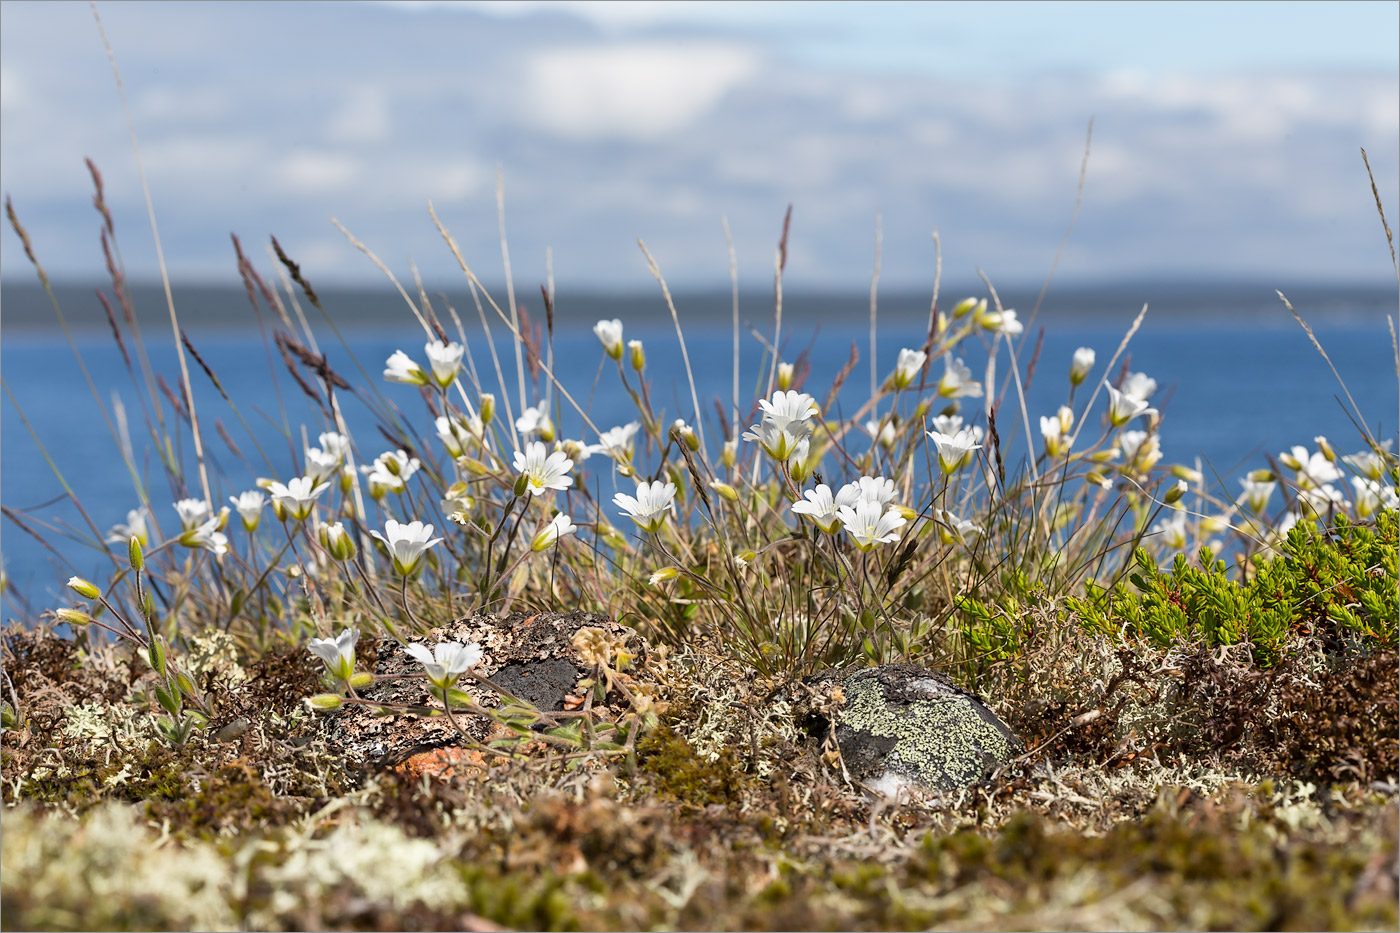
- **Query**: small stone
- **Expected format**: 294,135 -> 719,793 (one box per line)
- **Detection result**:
214,717 -> 250,743
800,663 -> 1020,793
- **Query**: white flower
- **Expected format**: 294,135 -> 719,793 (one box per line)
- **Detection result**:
614,480 -> 677,533
1281,444 -> 1342,489
843,475 -> 897,509
791,484 -> 846,534
318,432 -> 350,460
308,628 -> 358,682
1240,476 -> 1277,513
595,422 -> 641,463
933,509 -> 982,545
174,498 -> 213,532
836,499 -> 906,551
1342,441 -> 1393,481
384,349 -> 429,386
865,417 -> 896,448
890,348 -> 927,389
937,356 -> 983,398
1297,483 -> 1348,519
531,513 -> 577,551
180,516 -> 229,556
360,450 -> 420,498
406,640 -> 482,690
1120,371 -> 1157,401
744,391 -> 819,461
515,405 -> 556,441
304,445 -> 342,482
267,476 -> 331,521
424,340 -> 464,389
526,509 -> 576,551
435,415 -> 471,458
1120,431 -> 1162,474
1351,476 -> 1399,518
513,441 -> 574,495
105,506 -> 150,546
758,390 -> 820,430
1040,406 -> 1074,458
320,521 -> 356,560
229,490 -> 266,531
981,308 -> 1024,336
1151,512 -> 1189,552
927,427 -> 982,474
1105,383 -> 1155,427
594,319 -> 624,359
370,519 -> 444,577
929,414 -> 964,436
1069,347 -> 1095,386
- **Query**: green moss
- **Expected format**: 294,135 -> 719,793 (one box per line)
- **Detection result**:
635,723 -> 747,806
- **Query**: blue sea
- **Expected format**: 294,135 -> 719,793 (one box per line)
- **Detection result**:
2,283 -> 1396,612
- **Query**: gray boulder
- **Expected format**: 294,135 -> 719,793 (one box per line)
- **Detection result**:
800,663 -> 1021,795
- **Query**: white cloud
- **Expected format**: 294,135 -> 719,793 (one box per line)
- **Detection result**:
271,151 -> 361,195
325,84 -> 392,144
519,42 -> 759,140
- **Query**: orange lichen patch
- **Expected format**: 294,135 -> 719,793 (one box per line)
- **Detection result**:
394,746 -> 490,782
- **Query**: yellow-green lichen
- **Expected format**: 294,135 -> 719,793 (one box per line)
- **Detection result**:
839,675 -> 1017,792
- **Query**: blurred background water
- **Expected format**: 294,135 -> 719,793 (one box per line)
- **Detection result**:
2,282 -> 1395,610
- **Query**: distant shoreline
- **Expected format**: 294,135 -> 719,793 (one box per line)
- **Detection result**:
2,280 -> 1395,332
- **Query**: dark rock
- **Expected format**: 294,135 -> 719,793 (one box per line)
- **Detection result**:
802,663 -> 1021,795
325,610 -> 647,768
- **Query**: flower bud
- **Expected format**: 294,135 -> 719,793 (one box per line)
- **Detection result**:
777,361 -> 794,390
513,473 -> 530,497
734,550 -> 756,568
896,505 -> 918,521
1086,471 -> 1113,490
673,420 -> 699,451
628,339 -> 646,372
271,498 -> 290,520
55,608 -> 92,626
479,393 -> 495,426
1163,480 -> 1188,505
1069,347 -> 1095,386
1313,435 -> 1335,462
339,464 -> 355,494
648,567 -> 679,586
320,522 -> 356,561
67,576 -> 101,600
307,693 -> 345,711
708,480 -> 739,502
722,440 -> 737,470
950,296 -> 979,319
1249,469 -> 1275,483
128,536 -> 145,573
1169,464 -> 1203,484
348,671 -> 375,690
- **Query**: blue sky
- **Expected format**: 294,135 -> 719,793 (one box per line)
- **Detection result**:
1,0 -> 1396,290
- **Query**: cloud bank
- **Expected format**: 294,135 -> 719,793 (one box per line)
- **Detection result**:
0,1 -> 1395,291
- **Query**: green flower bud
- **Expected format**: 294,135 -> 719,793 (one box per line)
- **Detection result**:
777,362 -> 794,390
479,393 -> 495,425
708,480 -> 739,502
348,671 -> 375,690
128,536 -> 144,573
55,608 -> 92,626
66,576 -> 101,600
628,339 -> 646,372
306,693 -> 344,711
1163,480 -> 1188,505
